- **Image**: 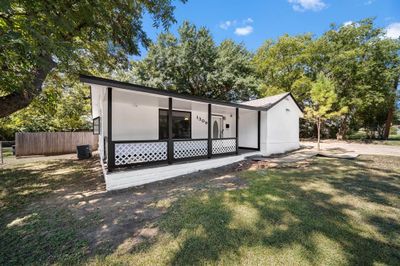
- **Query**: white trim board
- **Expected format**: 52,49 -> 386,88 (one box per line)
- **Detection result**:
105,151 -> 260,191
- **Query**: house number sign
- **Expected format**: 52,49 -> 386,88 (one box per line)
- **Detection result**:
196,115 -> 208,125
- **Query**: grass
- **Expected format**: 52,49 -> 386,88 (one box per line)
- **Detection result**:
348,131 -> 400,146
1,147 -> 13,158
0,158 -> 101,265
92,156 -> 400,265
1,155 -> 399,265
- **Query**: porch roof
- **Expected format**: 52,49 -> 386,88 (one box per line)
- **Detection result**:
80,74 -> 265,111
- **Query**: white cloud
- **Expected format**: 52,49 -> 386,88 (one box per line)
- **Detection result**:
234,26 -> 253,36
364,0 -> 375,5
219,20 -> 235,30
288,0 -> 327,12
385,22 -> 400,39
220,18 -> 254,35
343,21 -> 353,26
243,17 -> 254,24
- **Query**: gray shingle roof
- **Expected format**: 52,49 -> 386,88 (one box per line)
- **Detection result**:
241,92 -> 290,108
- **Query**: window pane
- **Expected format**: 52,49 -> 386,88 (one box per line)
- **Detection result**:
159,110 -> 168,139
93,117 -> 100,135
159,110 -> 191,139
172,111 -> 191,139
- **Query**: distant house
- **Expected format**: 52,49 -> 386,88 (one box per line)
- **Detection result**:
81,75 -> 303,191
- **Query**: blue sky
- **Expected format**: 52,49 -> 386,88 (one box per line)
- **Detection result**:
137,0 -> 400,57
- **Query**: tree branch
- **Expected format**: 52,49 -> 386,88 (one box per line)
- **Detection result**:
0,54 -> 56,118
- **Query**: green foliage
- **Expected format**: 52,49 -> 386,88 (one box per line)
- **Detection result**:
253,18 -> 400,139
0,0 -> 182,117
304,73 -> 348,148
0,75 -> 91,140
131,22 -> 259,101
253,34 -> 314,102
305,73 -> 348,122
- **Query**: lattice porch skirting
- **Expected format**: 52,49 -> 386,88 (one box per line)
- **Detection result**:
212,139 -> 236,154
115,142 -> 167,166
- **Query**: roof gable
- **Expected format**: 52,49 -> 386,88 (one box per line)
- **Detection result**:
242,92 -> 303,113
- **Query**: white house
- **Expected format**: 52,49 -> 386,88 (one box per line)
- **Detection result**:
81,75 -> 303,191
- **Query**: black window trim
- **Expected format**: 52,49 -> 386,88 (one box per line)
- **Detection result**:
159,109 -> 192,140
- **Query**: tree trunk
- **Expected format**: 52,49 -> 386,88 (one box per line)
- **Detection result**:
317,118 -> 321,151
383,78 -> 398,139
0,54 -> 56,118
336,114 -> 348,140
383,107 -> 394,140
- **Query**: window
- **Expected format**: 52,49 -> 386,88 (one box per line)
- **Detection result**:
159,110 -> 191,139
93,117 -> 100,135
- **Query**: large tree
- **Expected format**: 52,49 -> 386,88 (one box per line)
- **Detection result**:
252,34 -> 314,103
253,18 -> 400,139
132,21 -> 258,101
0,0 -> 183,118
0,75 -> 92,140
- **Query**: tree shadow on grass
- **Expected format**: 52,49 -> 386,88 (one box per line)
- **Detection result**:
158,157 -> 400,265
0,157 -> 103,265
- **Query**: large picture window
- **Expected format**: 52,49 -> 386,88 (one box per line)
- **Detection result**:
159,110 -> 191,139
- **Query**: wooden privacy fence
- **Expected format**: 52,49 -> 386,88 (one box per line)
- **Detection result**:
15,132 -> 98,156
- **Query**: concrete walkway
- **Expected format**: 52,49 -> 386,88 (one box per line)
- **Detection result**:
302,140 -> 400,157
250,149 -> 317,164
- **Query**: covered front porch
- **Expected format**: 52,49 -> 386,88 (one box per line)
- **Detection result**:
103,86 -> 262,172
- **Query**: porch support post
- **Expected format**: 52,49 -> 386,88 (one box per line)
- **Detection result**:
257,111 -> 261,151
107,87 -> 115,171
207,104 -> 212,158
168,97 -> 173,164
236,107 -> 239,155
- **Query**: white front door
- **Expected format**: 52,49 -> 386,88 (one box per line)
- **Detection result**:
212,116 -> 223,138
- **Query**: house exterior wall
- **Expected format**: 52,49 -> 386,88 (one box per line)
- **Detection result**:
192,111 -> 208,138
238,110 -> 258,149
260,111 -> 268,155
108,89 -> 237,141
215,112 -> 236,138
91,85 -> 108,161
264,96 -> 302,155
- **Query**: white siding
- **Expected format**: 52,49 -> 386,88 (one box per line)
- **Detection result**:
264,96 -> 301,155
238,110 -> 258,149
220,112 -> 236,138
192,110 -> 208,139
260,111 -> 268,155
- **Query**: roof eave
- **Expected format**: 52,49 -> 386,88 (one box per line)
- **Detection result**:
80,74 -> 266,111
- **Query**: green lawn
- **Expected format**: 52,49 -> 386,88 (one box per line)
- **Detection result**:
1,155 -> 399,265
1,147 -> 13,158
348,131 -> 400,146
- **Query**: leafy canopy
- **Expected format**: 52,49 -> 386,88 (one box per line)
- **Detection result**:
131,21 -> 259,101
305,73 -> 348,122
0,0 -> 183,117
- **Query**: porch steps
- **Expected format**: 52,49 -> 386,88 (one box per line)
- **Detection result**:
105,151 -> 260,191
